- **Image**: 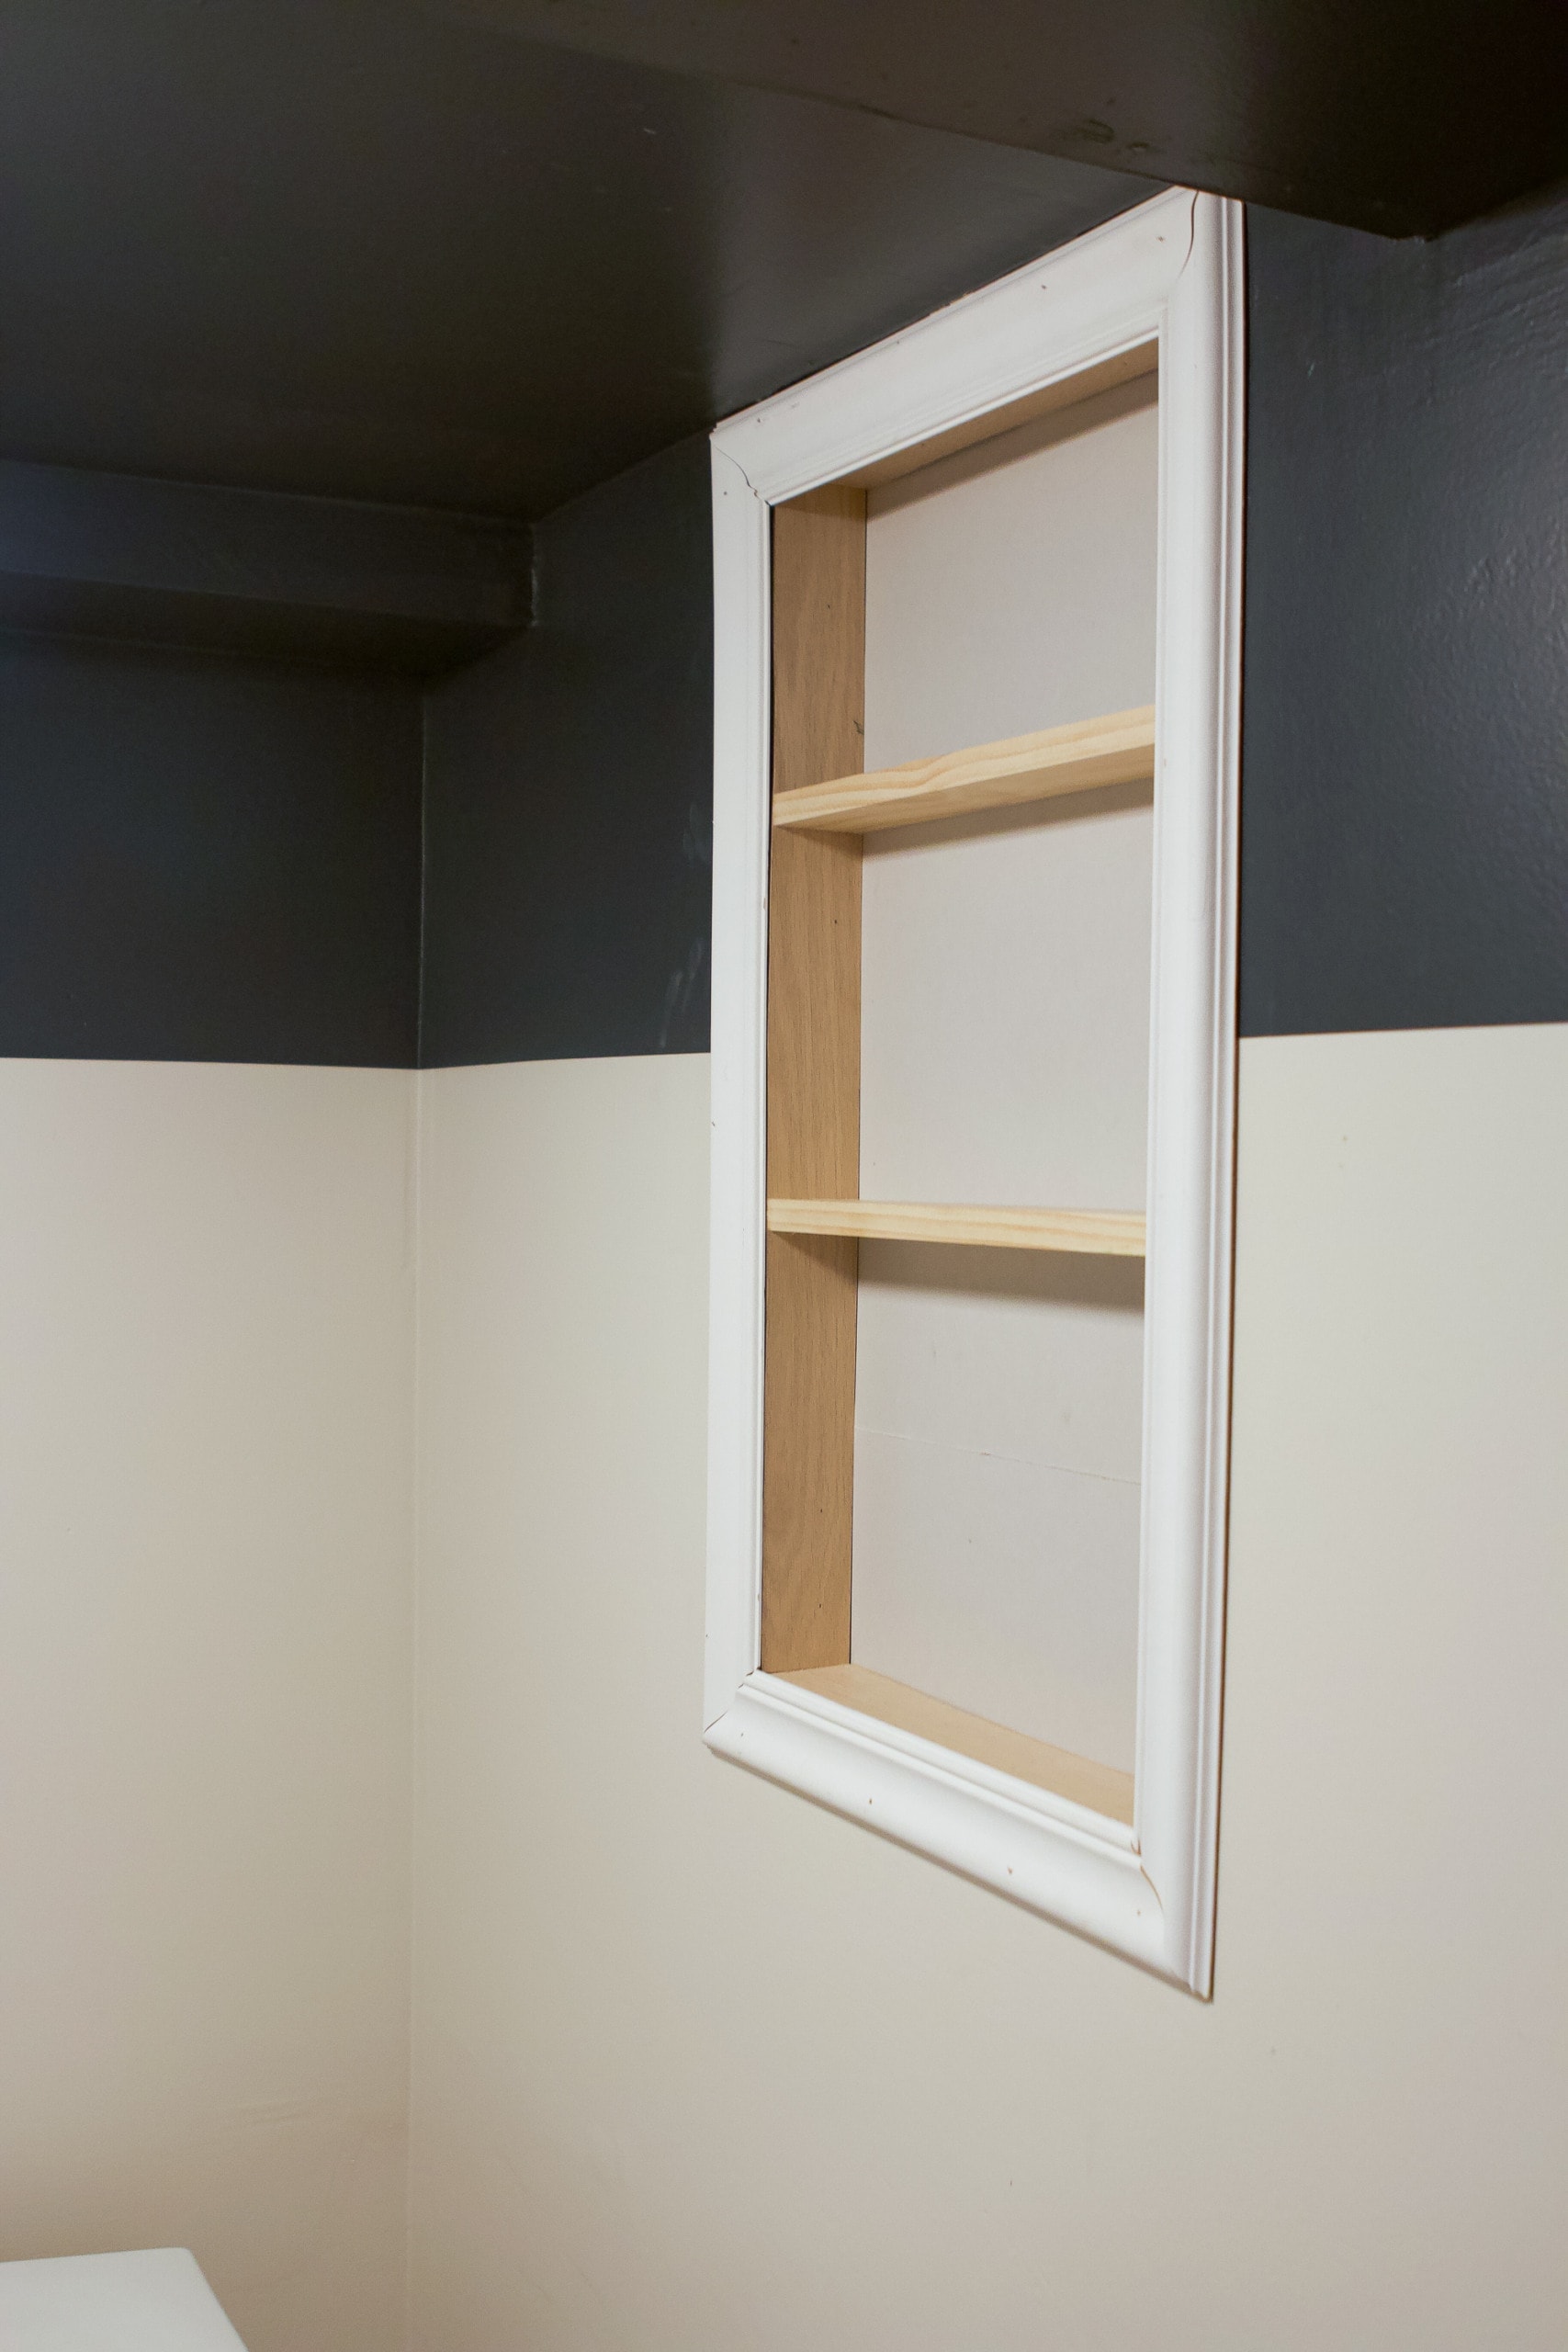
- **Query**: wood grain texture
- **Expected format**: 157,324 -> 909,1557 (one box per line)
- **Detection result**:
761,1231 -> 858,1669
761,485 -> 865,1672
777,1662 -> 1136,1824
768,1198 -> 1146,1254
774,704 -> 1155,834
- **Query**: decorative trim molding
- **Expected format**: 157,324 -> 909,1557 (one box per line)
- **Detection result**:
703,440 -> 772,1726
705,190 -> 1244,1992
716,189 -> 1191,507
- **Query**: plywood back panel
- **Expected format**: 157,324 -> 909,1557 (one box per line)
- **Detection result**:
852,382 -> 1156,1754
863,374 -> 1157,762
860,380 -> 1156,1213
859,791 -> 1154,1211
851,1240 -> 1144,1769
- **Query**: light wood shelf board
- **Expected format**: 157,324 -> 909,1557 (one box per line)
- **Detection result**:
773,705 -> 1155,835
778,1663 -> 1135,1825
767,1198 -> 1146,1256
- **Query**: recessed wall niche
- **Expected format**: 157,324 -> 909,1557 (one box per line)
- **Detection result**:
705,189 -> 1243,1991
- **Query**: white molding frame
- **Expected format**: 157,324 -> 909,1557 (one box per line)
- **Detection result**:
704,189 -> 1244,1994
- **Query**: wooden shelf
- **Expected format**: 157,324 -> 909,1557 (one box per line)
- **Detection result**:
777,1663 -> 1135,1824
767,1198 -> 1145,1256
772,704 -> 1155,835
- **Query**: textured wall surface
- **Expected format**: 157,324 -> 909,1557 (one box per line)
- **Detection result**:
12,190 -> 1562,1076
0,634 -> 423,1064
4,158 -> 1565,2352
1240,188 -> 1568,1035
419,186 -> 1568,1067
405,1035 -> 1568,2350
403,184 -> 1568,2350
420,438 -> 714,1066
0,1060 -> 415,2352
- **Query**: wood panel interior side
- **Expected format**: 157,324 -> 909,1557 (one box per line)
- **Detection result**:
761,484 -> 865,1673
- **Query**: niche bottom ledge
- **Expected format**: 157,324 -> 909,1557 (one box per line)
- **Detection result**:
775,1662 -> 1134,1826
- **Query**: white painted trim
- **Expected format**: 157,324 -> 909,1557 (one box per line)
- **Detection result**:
704,442 -> 771,1729
705,191 -> 1244,1991
715,187 -> 1191,506
709,1673 -> 1163,1969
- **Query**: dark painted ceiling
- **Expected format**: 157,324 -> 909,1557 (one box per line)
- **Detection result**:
0,1 -> 1147,517
440,0 -> 1568,242
2,1 -> 1562,524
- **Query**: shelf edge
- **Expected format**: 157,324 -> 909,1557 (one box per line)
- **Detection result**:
773,706 -> 1156,834
766,1198 -> 1147,1255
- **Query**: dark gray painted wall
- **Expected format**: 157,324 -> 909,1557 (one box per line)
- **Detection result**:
0,437 -> 711,1074
1239,186 -> 1568,1036
5,186 -> 1563,1069
420,436 -> 713,1066
0,634 -> 423,1064
419,185 -> 1568,1063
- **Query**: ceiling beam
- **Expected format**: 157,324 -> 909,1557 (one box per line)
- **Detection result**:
0,461 -> 533,674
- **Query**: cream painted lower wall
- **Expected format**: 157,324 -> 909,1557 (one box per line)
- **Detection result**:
0,1060 -> 415,2352
408,1028 -> 1567,2351
6,1033 -> 1559,2346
